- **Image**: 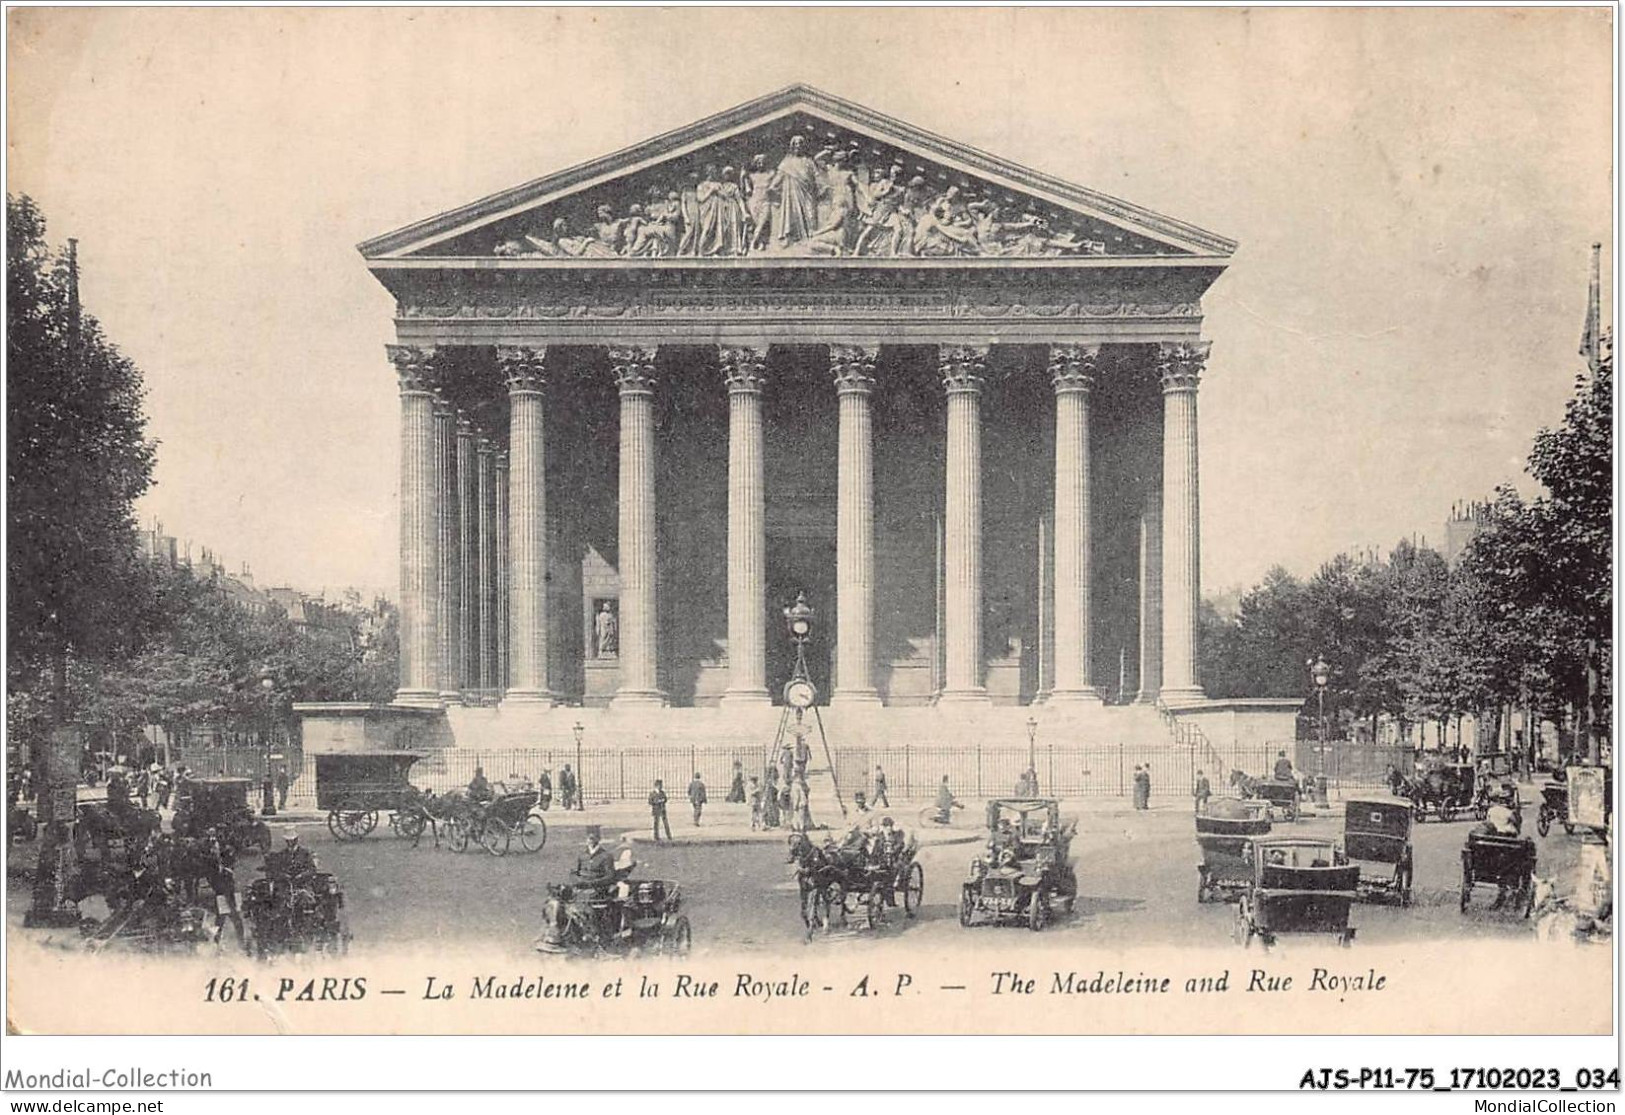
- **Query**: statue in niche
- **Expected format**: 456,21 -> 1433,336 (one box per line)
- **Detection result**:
594,600 -> 619,659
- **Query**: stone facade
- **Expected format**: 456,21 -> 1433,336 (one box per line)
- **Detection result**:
359,86 -> 1234,719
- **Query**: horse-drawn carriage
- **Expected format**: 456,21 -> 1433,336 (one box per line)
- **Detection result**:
1406,762 -> 1475,822
535,877 -> 691,956
960,798 -> 1078,931
1459,830 -> 1536,916
1196,798 -> 1271,904
172,777 -> 271,856
444,790 -> 547,856
1233,837 -> 1359,948
316,751 -> 431,842
1341,797 -> 1414,905
788,827 -> 925,935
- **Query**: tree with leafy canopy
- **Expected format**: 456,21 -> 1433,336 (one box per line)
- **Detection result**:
8,194 -> 158,724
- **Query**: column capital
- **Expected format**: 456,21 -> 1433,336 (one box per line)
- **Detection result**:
387,344 -> 438,395
1157,340 -> 1211,393
1048,343 -> 1100,395
609,345 -> 659,396
454,410 -> 475,438
719,346 -> 769,395
939,345 -> 989,395
494,449 -> 509,471
475,433 -> 495,455
497,345 -> 548,395
430,391 -> 454,417
830,344 -> 878,396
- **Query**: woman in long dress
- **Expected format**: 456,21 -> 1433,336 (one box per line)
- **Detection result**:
760,768 -> 781,828
701,167 -> 749,256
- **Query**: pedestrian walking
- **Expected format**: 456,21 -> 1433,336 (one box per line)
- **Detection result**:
791,774 -> 812,833
559,764 -> 578,811
133,766 -> 151,810
725,760 -> 746,804
155,767 -> 173,810
1193,769 -> 1211,815
648,779 -> 672,843
274,765 -> 289,812
873,765 -> 890,809
1133,766 -> 1152,811
760,769 -> 780,829
748,776 -> 763,830
687,772 -> 707,825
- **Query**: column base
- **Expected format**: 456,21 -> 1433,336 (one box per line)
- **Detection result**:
438,690 -> 464,706
610,690 -> 669,711
1157,686 -> 1206,707
1132,691 -> 1161,706
831,689 -> 883,708
936,687 -> 991,705
391,689 -> 442,710
502,689 -> 557,708
720,689 -> 773,709
1048,688 -> 1105,705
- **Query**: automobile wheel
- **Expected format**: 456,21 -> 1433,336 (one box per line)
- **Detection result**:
446,817 -> 470,854
903,862 -> 924,919
519,815 -> 547,854
958,887 -> 974,928
479,819 -> 511,857
1028,890 -> 1049,932
1537,811 -> 1551,837
665,915 -> 692,957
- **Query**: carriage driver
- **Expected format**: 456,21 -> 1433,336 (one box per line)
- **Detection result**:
271,827 -> 318,877
874,816 -> 906,868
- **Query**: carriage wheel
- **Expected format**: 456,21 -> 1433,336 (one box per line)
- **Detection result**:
446,817 -> 471,854
866,886 -> 884,931
663,915 -> 692,957
1441,802 -> 1456,824
958,887 -> 974,927
1027,889 -> 1049,932
395,810 -> 426,842
1537,810 -> 1551,837
479,819 -> 511,857
325,811 -> 345,841
902,862 -> 924,919
518,815 -> 547,854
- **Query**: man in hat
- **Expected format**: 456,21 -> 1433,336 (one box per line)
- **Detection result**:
875,815 -> 907,871
873,764 -> 890,809
467,766 -> 493,804
686,771 -> 707,827
1193,769 -> 1212,816
1273,750 -> 1294,783
569,826 -> 616,941
269,826 -> 317,879
648,779 -> 672,843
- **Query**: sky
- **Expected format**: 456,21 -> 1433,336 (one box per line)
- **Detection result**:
7,7 -> 1614,602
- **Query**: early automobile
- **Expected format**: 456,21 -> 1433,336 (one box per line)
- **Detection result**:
1233,837 -> 1359,948
172,776 -> 271,856
1459,830 -> 1536,917
1407,762 -> 1475,822
82,873 -> 212,955
960,798 -> 1078,931
534,877 -> 691,956
1248,777 -> 1301,822
314,751 -> 427,842
1196,798 -> 1271,904
1340,796 -> 1415,905
242,848 -> 349,957
1537,781 -> 1573,837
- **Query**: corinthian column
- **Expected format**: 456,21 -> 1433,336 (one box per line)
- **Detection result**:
720,346 -> 771,708
495,450 -> 509,695
939,345 -> 990,703
1159,341 -> 1209,703
477,435 -> 496,693
831,345 -> 882,706
499,346 -> 555,705
1135,487 -> 1163,704
433,393 -> 461,704
610,346 -> 666,707
388,344 -> 441,707
1049,344 -> 1103,704
456,412 -> 477,694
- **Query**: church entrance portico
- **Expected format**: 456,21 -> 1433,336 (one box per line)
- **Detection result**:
357,85 -> 1240,749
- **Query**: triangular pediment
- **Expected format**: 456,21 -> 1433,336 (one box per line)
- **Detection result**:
360,85 -> 1234,263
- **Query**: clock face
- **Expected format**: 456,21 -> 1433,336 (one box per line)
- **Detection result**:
784,679 -> 817,709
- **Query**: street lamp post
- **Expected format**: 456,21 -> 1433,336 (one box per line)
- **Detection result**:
1310,656 -> 1330,787
1025,716 -> 1038,793
572,721 -> 585,811
259,670 -> 276,816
